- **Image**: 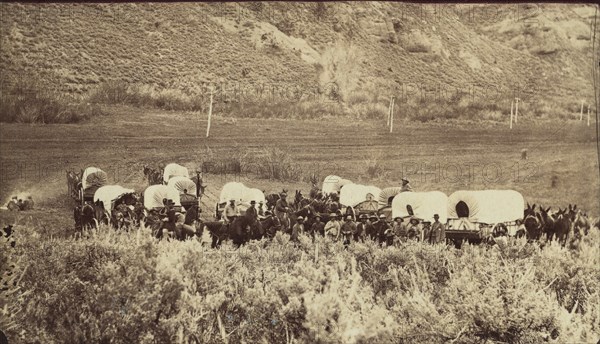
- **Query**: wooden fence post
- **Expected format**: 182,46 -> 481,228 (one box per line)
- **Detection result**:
389,97 -> 395,133
206,89 -> 213,138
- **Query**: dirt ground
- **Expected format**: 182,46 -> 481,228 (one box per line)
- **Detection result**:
1,105 -> 598,233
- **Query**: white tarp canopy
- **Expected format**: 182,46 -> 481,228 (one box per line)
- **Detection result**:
167,176 -> 196,196
94,185 -> 135,211
378,186 -> 405,208
219,182 -> 247,204
82,167 -> 108,190
144,185 -> 181,209
163,163 -> 189,184
322,175 -> 352,195
447,190 -> 525,224
391,191 -> 448,223
339,184 -> 382,207
239,188 -> 267,213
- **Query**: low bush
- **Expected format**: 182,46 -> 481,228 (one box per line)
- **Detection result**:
3,225 -> 599,343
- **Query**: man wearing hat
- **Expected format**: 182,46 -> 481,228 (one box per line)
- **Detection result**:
400,178 -> 413,192
366,214 -> 379,240
392,217 -> 407,243
310,214 -> 325,238
428,214 -> 445,244
374,214 -> 391,245
263,210 -> 281,238
275,192 -> 290,230
291,216 -> 304,242
355,214 -> 371,242
245,200 -> 259,233
223,199 -> 240,224
407,216 -> 422,241
341,215 -> 357,247
324,213 -> 341,241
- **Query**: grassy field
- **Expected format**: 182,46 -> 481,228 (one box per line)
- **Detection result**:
1,106 -> 599,343
0,105 -> 598,233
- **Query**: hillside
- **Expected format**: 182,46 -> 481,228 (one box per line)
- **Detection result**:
0,2 -> 597,119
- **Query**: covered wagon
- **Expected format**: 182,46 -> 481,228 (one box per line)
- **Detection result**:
339,184 -> 382,218
80,167 -> 108,204
167,176 -> 198,209
446,190 -> 525,242
390,191 -> 448,223
143,185 -> 182,211
240,188 -> 267,215
163,163 -> 189,184
93,185 -> 136,226
321,175 -> 352,195
216,182 -> 247,218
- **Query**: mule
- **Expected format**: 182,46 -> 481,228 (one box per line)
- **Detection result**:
230,216 -> 263,247
553,208 -> 572,246
523,203 -> 543,241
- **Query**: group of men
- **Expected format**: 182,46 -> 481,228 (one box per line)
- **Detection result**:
289,211 -> 446,247
6,195 -> 34,211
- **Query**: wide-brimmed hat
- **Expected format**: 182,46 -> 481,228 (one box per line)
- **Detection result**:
229,199 -> 236,202
394,217 -> 403,221
297,216 -> 304,221
280,192 -> 287,197
369,214 -> 378,219
329,213 -> 337,217
379,214 -> 387,219
250,200 -> 256,204
401,177 -> 409,183
315,214 -> 322,219
345,215 -> 352,220
359,214 -> 368,219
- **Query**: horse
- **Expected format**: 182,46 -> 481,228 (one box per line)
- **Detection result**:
76,202 -> 97,230
539,206 -> 556,240
260,215 -> 281,239
201,220 -> 230,248
568,204 -> 591,236
142,165 -> 162,185
553,208 -> 572,246
265,193 -> 280,211
229,215 -> 263,247
523,203 -> 543,241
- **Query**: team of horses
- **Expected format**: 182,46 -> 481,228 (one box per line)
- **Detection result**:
523,203 -> 594,247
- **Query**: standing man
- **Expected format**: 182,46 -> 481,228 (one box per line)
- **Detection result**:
324,213 -> 341,241
393,217 -> 407,244
375,214 -> 391,245
366,214 -> 379,240
310,214 -> 325,237
258,201 -> 265,218
355,214 -> 370,242
291,216 -> 304,243
406,217 -> 421,242
223,199 -> 240,224
429,214 -> 446,244
400,178 -> 413,192
341,215 -> 356,248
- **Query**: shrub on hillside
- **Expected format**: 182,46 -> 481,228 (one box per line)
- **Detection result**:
0,79 -> 104,124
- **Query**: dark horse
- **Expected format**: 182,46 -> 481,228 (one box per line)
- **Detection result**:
74,202 -> 97,230
230,216 -> 264,247
523,203 -> 544,241
553,207 -> 572,246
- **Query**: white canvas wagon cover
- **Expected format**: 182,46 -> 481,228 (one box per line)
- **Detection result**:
447,190 -> 525,224
339,184 -> 382,207
81,167 -> 108,190
378,186 -> 405,208
219,182 -> 247,204
322,175 -> 352,195
239,188 -> 267,213
144,185 -> 181,209
391,191 -> 448,223
93,185 -> 135,210
167,176 -> 196,196
163,163 -> 189,184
